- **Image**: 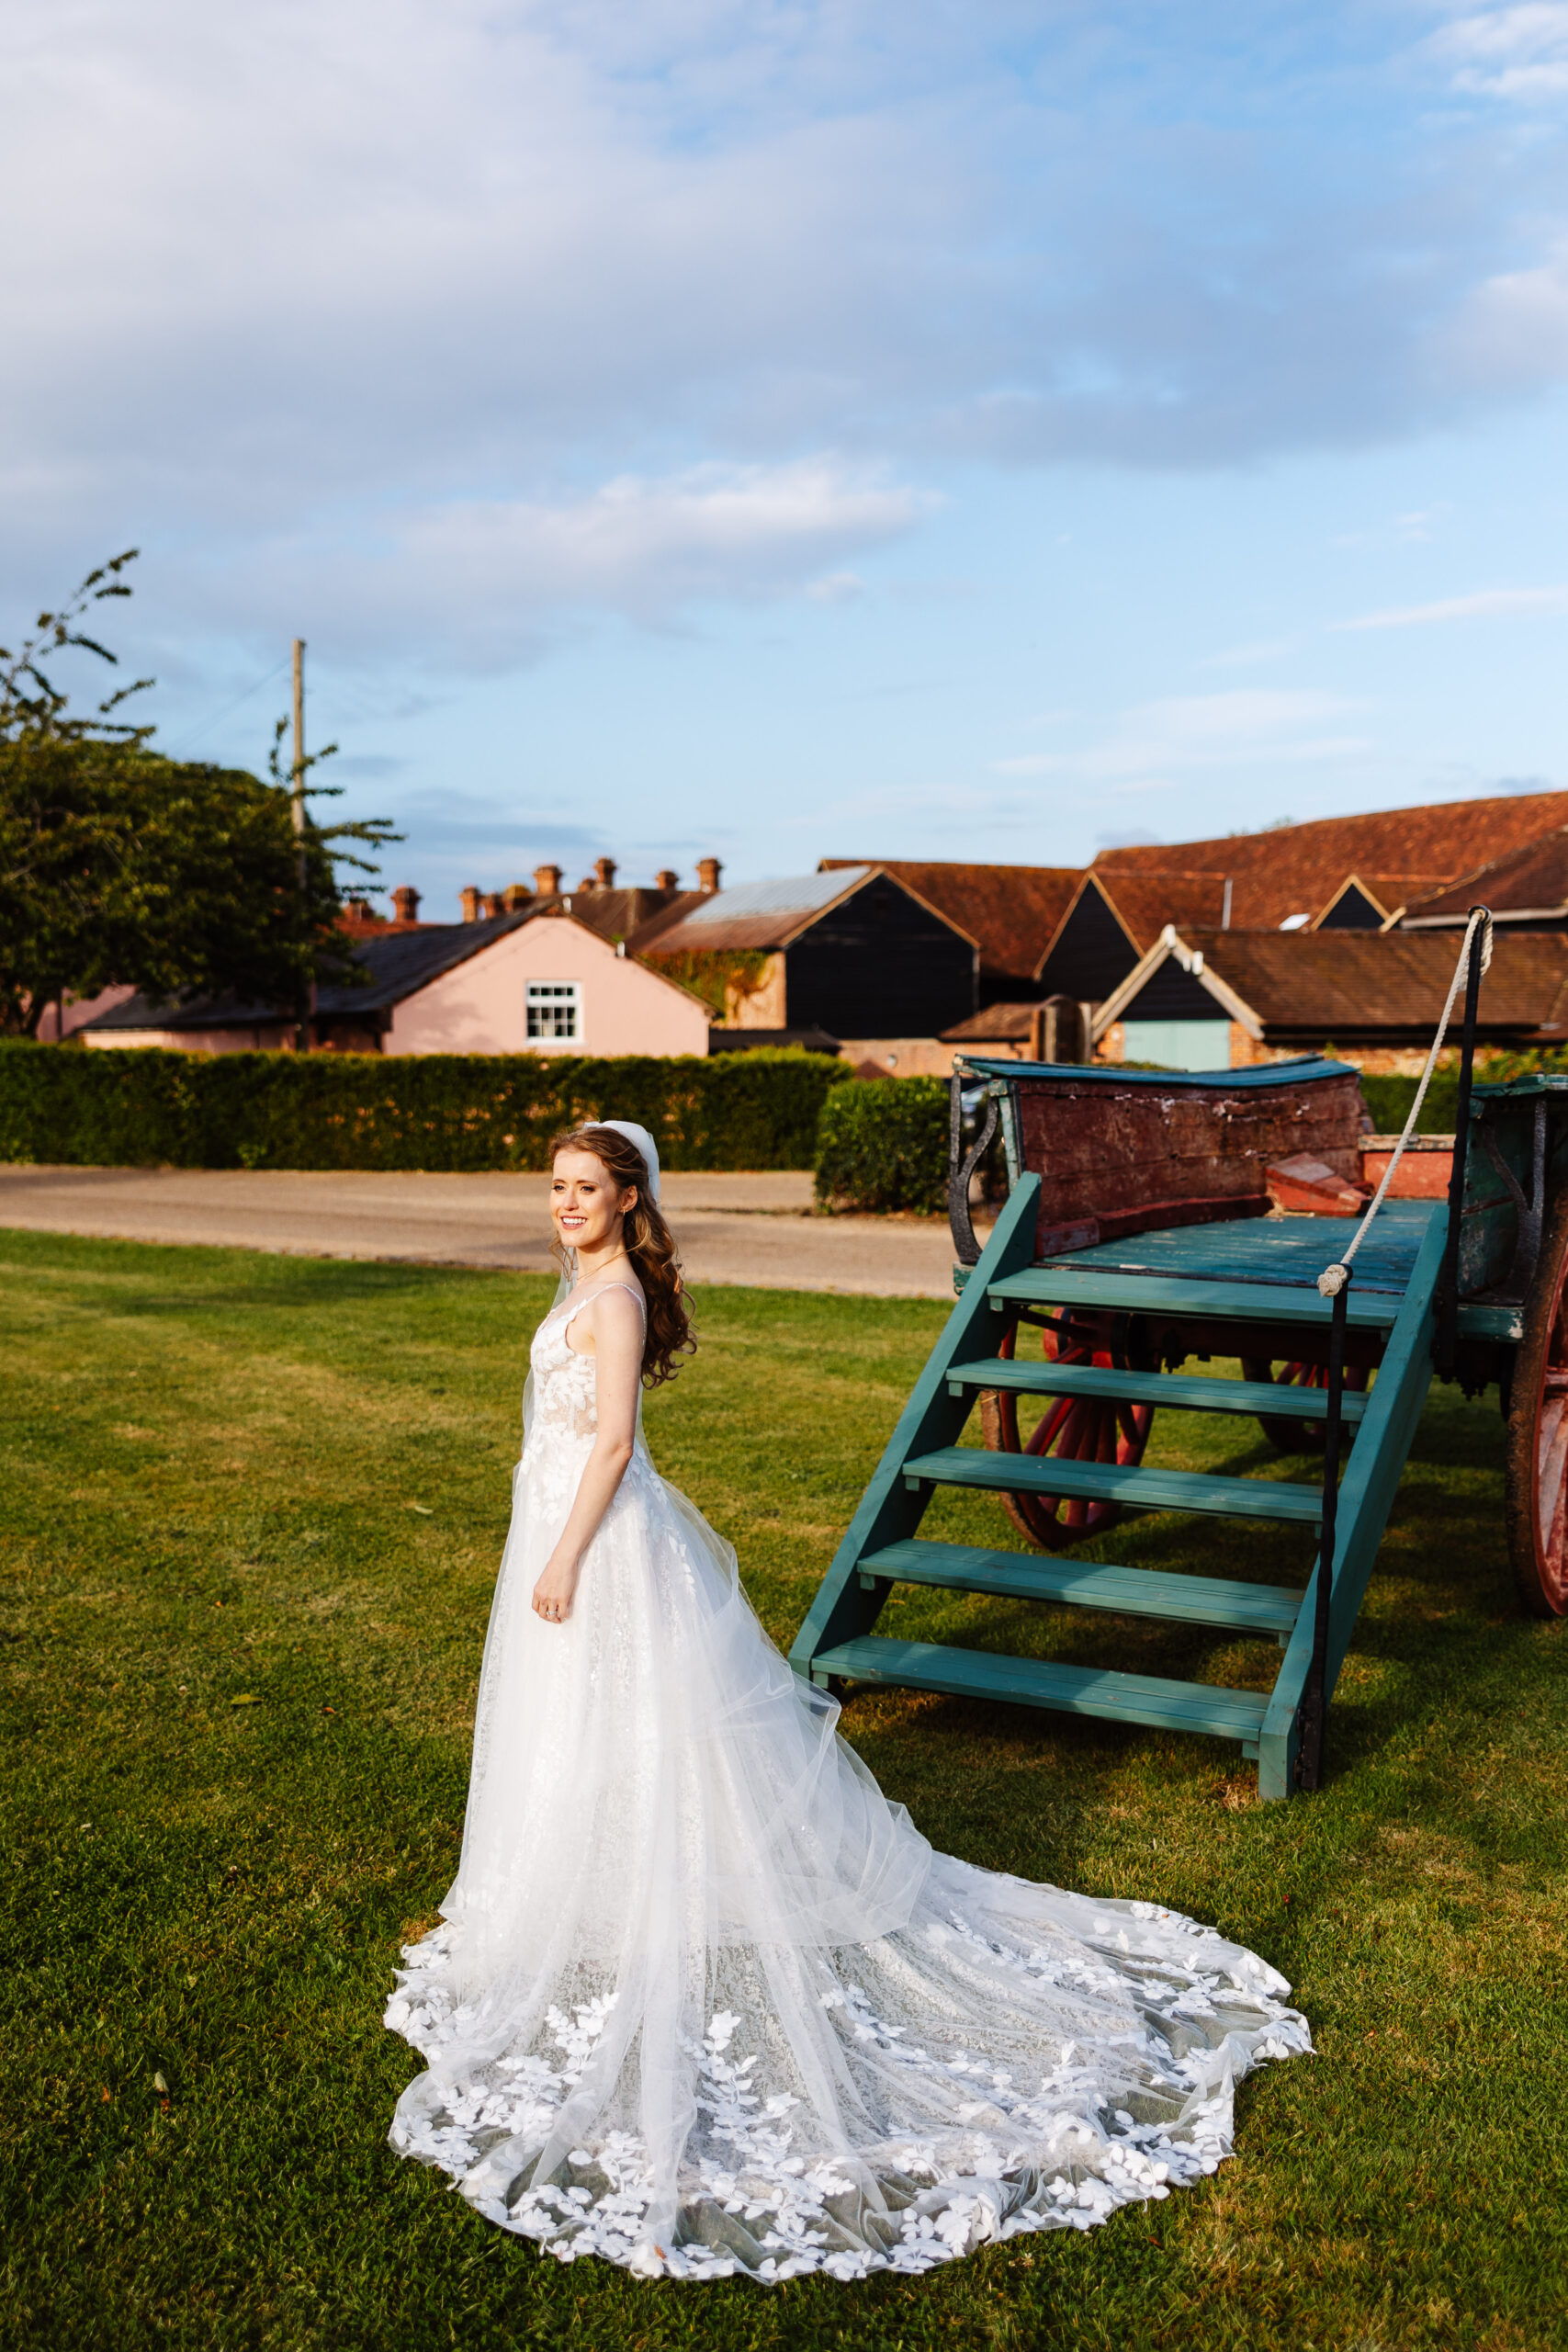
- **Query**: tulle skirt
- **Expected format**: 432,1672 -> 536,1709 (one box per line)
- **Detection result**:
386,1438 -> 1309,2282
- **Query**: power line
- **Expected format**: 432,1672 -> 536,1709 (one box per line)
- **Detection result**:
165,656 -> 290,759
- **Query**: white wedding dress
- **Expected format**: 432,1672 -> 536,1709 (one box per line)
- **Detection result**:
386,1282 -> 1310,2283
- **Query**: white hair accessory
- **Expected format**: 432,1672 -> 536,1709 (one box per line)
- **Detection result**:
593,1118 -> 661,1204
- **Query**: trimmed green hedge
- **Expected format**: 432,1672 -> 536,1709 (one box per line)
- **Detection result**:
1359,1069 -> 1462,1136
814,1075 -> 950,1214
0,1042 -> 850,1172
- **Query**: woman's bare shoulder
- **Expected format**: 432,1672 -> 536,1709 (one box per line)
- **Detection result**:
568,1280 -> 646,1354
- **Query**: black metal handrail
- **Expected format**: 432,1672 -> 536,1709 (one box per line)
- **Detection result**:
1435,908 -> 1492,1379
1296,1267 -> 1350,1792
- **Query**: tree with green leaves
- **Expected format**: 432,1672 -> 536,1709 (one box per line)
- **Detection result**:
0,553 -> 399,1037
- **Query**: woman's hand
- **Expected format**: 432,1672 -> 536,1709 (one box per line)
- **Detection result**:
532,1545 -> 581,1624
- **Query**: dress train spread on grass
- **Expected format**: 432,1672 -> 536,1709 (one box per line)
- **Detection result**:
386,1286 -> 1310,2282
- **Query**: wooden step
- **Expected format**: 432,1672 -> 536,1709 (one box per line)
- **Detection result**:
810,1635 -> 1269,1751
901,1444 -> 1324,1523
987,1267 -> 1403,1328
858,1538 -> 1303,1636
945,1358 -> 1370,1422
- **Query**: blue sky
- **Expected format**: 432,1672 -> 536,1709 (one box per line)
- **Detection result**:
5,0 -> 1567,914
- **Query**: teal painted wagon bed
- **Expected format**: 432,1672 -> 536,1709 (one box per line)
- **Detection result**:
790,963 -> 1568,1799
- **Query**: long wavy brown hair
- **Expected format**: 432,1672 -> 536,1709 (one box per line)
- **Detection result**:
549,1124 -> 694,1386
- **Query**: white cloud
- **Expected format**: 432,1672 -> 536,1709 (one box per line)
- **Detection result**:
1429,5 -> 1568,97
806,571 -> 867,604
4,0 -> 1568,678
994,690 -> 1369,783
400,463 -> 922,615
178,460 -> 925,664
0,3 -> 958,520
1337,584 -> 1568,628
1442,241 -> 1568,394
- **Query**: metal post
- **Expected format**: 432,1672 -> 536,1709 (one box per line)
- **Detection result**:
1436,908 -> 1489,1379
1296,1269 -> 1349,1792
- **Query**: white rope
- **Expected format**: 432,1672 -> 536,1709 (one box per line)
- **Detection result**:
1316,908 -> 1493,1299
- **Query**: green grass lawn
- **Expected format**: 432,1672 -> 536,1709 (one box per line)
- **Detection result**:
2,1230 -> 1565,2352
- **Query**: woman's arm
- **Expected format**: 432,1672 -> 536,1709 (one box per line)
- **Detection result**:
531,1287 -> 644,1623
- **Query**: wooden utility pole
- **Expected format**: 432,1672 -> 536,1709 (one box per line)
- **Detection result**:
291,638 -> 314,1051
291,639 -> 308,888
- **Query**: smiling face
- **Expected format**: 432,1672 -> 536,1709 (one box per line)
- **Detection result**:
550,1148 -> 637,1258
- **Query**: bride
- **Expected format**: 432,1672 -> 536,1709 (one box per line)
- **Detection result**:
386,1120 -> 1309,2283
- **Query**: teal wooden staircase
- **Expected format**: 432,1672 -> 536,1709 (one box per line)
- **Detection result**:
789,1175 -> 1447,1798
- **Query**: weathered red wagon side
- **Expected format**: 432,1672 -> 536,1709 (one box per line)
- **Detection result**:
982,1058 -> 1365,1259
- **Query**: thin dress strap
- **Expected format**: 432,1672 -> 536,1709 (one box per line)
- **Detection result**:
558,1280 -> 647,1336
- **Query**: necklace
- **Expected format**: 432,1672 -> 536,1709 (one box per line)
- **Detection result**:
573,1244 -> 632,1284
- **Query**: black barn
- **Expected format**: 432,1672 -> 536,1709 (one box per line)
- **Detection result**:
643,865 -> 978,1037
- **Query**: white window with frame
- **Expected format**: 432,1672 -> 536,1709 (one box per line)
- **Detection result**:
526,979 -> 582,1046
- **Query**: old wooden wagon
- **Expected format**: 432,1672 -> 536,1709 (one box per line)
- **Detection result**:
790,922 -> 1565,1797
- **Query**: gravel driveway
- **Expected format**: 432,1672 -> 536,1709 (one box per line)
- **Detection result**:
0,1165 -> 967,1298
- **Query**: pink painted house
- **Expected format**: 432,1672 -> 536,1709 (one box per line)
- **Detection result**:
78,906 -> 712,1057
385,910 -> 709,1057
35,985 -> 140,1041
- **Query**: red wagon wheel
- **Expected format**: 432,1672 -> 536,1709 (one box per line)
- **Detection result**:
1506,1190 -> 1568,1617
1240,1357 -> 1370,1453
980,1316 -> 1154,1551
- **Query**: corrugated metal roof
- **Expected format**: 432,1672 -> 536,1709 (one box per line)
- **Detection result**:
673,868 -> 872,927
643,867 -> 879,956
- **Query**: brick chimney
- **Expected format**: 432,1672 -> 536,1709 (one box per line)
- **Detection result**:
391,886 -> 421,923
343,895 -> 376,924
482,891 -> 504,920
534,863 -> 562,897
577,873 -> 599,893
697,855 -> 722,894
594,855 -> 617,888
654,867 -> 678,890
459,886 -> 481,923
502,882 -> 530,913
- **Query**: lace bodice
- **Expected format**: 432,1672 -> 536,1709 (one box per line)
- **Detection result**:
524,1283 -> 651,1506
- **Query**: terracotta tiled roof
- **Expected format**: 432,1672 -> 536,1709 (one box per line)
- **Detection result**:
1404,827 -> 1568,922
818,860 -> 1078,981
465,882 -> 705,945
1092,791 -> 1568,929
501,885 -> 702,944
1089,871 -> 1231,952
547,886 -> 707,947
940,1001 -> 1043,1043
1158,926 -> 1568,1039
